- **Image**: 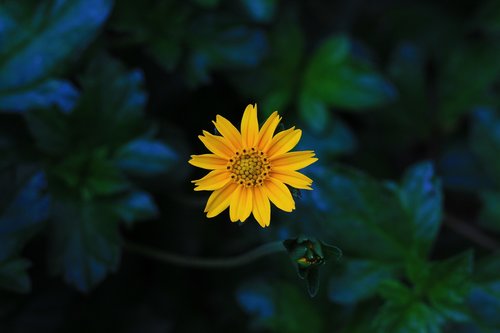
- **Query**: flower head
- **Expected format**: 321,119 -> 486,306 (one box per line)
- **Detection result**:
189,104 -> 317,227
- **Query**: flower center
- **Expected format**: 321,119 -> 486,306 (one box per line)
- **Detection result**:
227,148 -> 271,187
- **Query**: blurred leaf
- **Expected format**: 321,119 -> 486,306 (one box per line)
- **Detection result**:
467,253 -> 500,330
375,251 -> 473,332
194,0 -> 221,8
237,281 -> 324,333
114,139 -> 178,177
475,0 -> 500,34
439,146 -> 492,191
240,0 -> 277,23
329,259 -> 396,304
186,16 -> 268,86
0,257 -> 31,293
396,162 -> 442,256
439,42 -> 500,131
298,117 -> 357,158
478,191 -> 500,232
50,149 -> 129,199
0,0 -> 113,112
110,0 -> 190,71
114,190 -> 159,227
49,197 -> 121,292
300,35 -> 396,132
304,165 -> 413,262
0,172 -> 49,261
70,55 -> 147,149
231,14 -> 304,116
25,108 -> 70,155
469,108 -> 500,187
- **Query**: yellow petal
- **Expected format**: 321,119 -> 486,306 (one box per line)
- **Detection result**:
241,104 -> 259,148
229,185 -> 243,222
271,151 -> 318,170
257,111 -> 281,150
237,187 -> 253,222
189,154 -> 228,170
263,178 -> 295,212
192,169 -> 232,191
213,115 -> 242,150
205,182 -> 238,217
199,131 -> 233,158
270,170 -> 313,190
265,128 -> 302,158
252,186 -> 271,227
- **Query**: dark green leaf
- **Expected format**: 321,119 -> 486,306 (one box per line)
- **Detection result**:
0,172 -> 48,261
114,190 -> 159,226
231,14 -> 304,116
48,197 -> 121,292
304,165 -> 413,262
329,259 -> 396,304
0,0 -> 113,112
300,35 -> 396,131
237,281 -> 324,333
397,162 -> 443,256
478,191 -> 500,232
467,253 -> 500,330
70,55 -> 147,149
114,139 -> 178,177
0,257 -> 31,293
25,108 -> 70,155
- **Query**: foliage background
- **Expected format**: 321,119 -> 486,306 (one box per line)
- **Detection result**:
1,0 -> 500,332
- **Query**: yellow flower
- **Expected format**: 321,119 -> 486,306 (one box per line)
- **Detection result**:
189,104 -> 318,227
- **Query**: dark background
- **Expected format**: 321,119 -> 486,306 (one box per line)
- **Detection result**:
0,0 -> 499,332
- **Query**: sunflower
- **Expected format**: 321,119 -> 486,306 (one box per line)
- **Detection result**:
189,104 -> 318,227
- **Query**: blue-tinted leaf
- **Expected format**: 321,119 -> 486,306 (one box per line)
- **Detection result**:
397,162 -> 442,256
115,139 -> 178,176
0,80 -> 78,113
114,190 -> 159,226
0,257 -> 31,293
0,0 -> 112,112
300,35 -> 396,129
230,14 -> 304,116
69,55 -> 147,149
240,0 -> 277,23
303,165 -> 413,262
237,281 -> 324,333
0,172 -> 49,261
329,259 -> 396,304
49,197 -> 121,292
186,17 -> 268,85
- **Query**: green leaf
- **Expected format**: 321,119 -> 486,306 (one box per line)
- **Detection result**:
0,172 -> 49,261
329,259 -> 396,304
69,55 -> 147,149
438,42 -> 500,131
300,35 -> 396,131
469,108 -> 500,187
375,252 -> 473,332
478,191 -> 500,232
231,14 -> 304,116
0,0 -> 113,112
237,281 -> 324,333
114,190 -> 159,226
396,162 -> 443,256
48,197 -> 122,292
114,139 -> 178,177
25,108 -> 71,155
0,257 -> 31,293
467,253 -> 500,330
305,165 -> 413,262
186,16 -> 268,86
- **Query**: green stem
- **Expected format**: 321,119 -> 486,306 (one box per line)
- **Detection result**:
124,241 -> 286,268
